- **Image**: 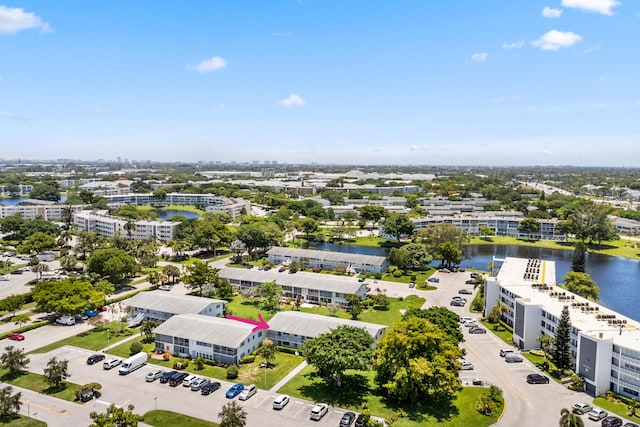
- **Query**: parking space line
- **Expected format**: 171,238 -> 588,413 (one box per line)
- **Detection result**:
19,400 -> 67,415
465,344 -> 526,402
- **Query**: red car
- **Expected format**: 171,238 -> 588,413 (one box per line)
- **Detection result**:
8,332 -> 25,341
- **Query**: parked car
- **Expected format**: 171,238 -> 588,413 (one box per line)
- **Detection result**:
160,370 -> 177,384
56,315 -> 76,326
8,332 -> 25,341
452,296 -> 467,302
9,270 -> 22,274
623,422 -> 640,427
146,369 -> 164,382
310,403 -> 329,421
572,403 -> 593,415
358,277 -> 366,282
103,358 -> 122,370
504,353 -> 524,363
459,360 -> 474,370
470,273 -> 479,278
119,352 -> 147,375
439,268 -> 451,273
0,275 -> 10,281
602,416 -> 623,427
79,387 -> 97,402
588,408 -> 608,421
459,288 -> 473,295
159,284 -> 171,291
190,378 -> 209,391
460,316 -> 473,323
83,309 -> 98,317
427,277 -> 439,283
340,411 -> 356,426
355,414 -> 365,427
450,299 -> 465,307
169,372 -> 188,386
87,354 -> 105,365
238,384 -> 257,400
500,349 -> 515,357
472,378 -> 483,385
273,394 -> 290,410
226,383 -> 244,398
182,374 -> 198,387
469,327 -> 487,334
465,279 -> 476,284
409,282 -> 415,288
201,381 -> 221,395
526,374 -> 549,384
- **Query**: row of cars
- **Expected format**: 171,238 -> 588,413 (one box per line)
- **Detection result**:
572,402 -> 639,427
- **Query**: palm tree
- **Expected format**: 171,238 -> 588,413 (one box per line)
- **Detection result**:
124,219 -> 136,240
537,332 -> 555,368
559,408 -> 584,427
218,401 -> 247,427
32,263 -> 49,280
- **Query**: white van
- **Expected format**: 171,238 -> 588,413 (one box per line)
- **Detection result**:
238,384 -> 257,400
56,315 -> 76,326
118,352 -> 147,375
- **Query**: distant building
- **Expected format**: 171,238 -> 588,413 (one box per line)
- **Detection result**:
74,210 -> 178,241
0,204 -> 83,221
266,247 -> 389,274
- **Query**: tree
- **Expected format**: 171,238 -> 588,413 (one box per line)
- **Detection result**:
16,231 -> 57,254
439,241 -> 463,268
33,278 -> 105,315
0,346 -> 30,378
43,357 -> 70,389
256,281 -> 282,312
194,216 -> 231,255
374,318 -> 463,403
478,225 -> 495,238
218,401 -> 247,427
487,299 -> 508,324
518,217 -> 541,236
397,243 -> 432,270
563,271 -> 599,300
141,319 -> 159,343
381,213 -> 415,241
89,403 -> 143,427
345,293 -> 363,320
571,241 -> 587,273
184,260 -> 216,296
415,223 -> 469,264
537,332 -> 555,367
259,338 -> 277,367
387,247 -> 409,270
0,386 -> 21,422
162,264 -> 181,283
288,260 -> 300,274
11,314 -> 30,328
298,217 -> 319,236
2,294 -> 23,317
476,385 -> 503,416
559,407 -> 585,427
30,182 -> 61,201
229,239 -> 246,264
87,248 -> 138,283
32,262 -> 50,280
216,279 -> 234,300
301,325 -> 374,388
402,307 -> 463,345
358,206 -> 387,229
554,305 -> 573,372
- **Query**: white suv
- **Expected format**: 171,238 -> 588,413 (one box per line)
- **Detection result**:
587,408 -> 608,421
310,403 -> 329,420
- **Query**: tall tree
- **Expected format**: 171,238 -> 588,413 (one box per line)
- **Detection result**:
402,307 -> 463,345
415,223 -> 469,264
43,357 -> 71,389
33,278 -> 105,315
554,305 -> 573,372
345,293 -> 363,320
381,213 -> 415,241
218,401 -> 247,427
229,239 -> 247,264
194,216 -> 231,255
301,325 -> 374,388
183,260 -> 216,296
563,271 -> 599,300
571,241 -> 587,273
537,333 -> 555,367
141,319 -> 159,343
89,403 -> 143,427
358,206 -> 388,230
0,346 -> 30,378
259,338 -> 278,367
439,242 -> 463,268
0,386 -> 21,422
397,243 -> 432,270
374,318 -> 463,403
518,217 -> 541,235
256,281 -> 282,312
86,248 -> 138,283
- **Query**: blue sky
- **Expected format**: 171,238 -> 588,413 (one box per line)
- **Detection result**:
1,1 -> 639,166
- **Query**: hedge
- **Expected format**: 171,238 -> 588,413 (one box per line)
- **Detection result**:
0,319 -> 50,340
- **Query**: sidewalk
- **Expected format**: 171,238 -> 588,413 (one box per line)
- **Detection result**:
269,360 -> 307,392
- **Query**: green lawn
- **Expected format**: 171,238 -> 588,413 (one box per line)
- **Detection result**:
278,366 -> 500,427
30,323 -> 140,354
4,415 -> 47,427
593,397 -> 640,422
225,295 -> 426,327
143,410 -> 219,427
1,370 -> 81,403
377,268 -> 437,287
479,320 -> 513,345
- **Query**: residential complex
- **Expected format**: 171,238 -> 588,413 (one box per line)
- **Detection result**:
218,267 -> 368,305
126,291 -> 226,323
266,247 -> 389,274
0,204 -> 83,221
267,311 -> 387,349
485,257 -> 640,399
74,210 -> 178,241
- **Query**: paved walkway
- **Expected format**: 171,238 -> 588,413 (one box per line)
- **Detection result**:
269,360 -> 307,392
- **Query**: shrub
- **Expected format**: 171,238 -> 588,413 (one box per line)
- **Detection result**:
240,355 -> 255,364
276,346 -> 299,355
374,272 -> 382,280
397,296 -> 404,301
392,269 -> 403,277
162,352 -> 171,361
226,365 -> 239,379
129,341 -> 143,355
410,274 -> 417,282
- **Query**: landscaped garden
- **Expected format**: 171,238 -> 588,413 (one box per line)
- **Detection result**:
0,369 -> 81,403
29,321 -> 140,354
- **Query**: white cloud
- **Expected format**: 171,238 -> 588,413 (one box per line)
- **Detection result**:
0,111 -> 28,121
471,52 -> 488,62
561,0 -> 620,15
409,145 -> 431,152
502,41 -> 524,49
0,5 -> 50,34
191,56 -> 227,73
278,93 -> 306,108
542,7 -> 564,18
531,30 -> 582,51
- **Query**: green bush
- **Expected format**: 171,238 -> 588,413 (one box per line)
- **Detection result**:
129,341 -> 143,355
240,355 -> 256,364
276,346 -> 299,355
374,272 -> 382,280
226,365 -> 239,379
392,269 -> 403,277
410,274 -> 417,282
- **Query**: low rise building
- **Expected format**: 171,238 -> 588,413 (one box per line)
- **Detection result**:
74,210 -> 178,241
267,311 -> 386,349
126,291 -> 226,323
0,204 -> 83,221
266,247 -> 388,274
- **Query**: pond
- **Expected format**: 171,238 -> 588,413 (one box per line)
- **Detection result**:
0,195 -> 67,205
154,209 -> 200,221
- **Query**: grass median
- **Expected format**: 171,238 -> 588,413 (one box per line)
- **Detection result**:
143,410 -> 219,427
30,322 -> 140,354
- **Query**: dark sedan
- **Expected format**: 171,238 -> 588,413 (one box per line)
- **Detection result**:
201,381 -> 221,395
87,354 -> 106,365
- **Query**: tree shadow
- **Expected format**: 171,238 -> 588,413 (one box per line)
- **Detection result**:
0,371 -> 26,382
380,394 -> 459,423
44,383 -> 68,395
587,243 -> 617,251
297,372 -> 371,407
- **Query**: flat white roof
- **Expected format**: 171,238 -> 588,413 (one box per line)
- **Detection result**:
154,314 -> 254,348
126,291 -> 225,315
267,247 -> 387,266
497,257 -> 640,348
268,311 -> 386,340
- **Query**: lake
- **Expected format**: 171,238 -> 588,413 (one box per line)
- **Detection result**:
154,209 -> 200,220
0,196 -> 67,205
309,242 -> 640,321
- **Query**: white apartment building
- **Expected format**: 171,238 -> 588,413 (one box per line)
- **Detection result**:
103,193 -> 250,219
0,204 -> 83,221
74,210 -> 178,241
126,291 -> 226,323
485,257 -> 640,399
267,247 -> 389,274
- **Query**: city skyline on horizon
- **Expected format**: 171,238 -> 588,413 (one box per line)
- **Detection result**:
1,1 -> 639,167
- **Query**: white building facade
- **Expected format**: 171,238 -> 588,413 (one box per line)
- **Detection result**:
74,210 -> 178,241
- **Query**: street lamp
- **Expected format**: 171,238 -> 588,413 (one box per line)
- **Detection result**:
154,396 -> 158,411
27,401 -> 30,417
106,329 -> 110,350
